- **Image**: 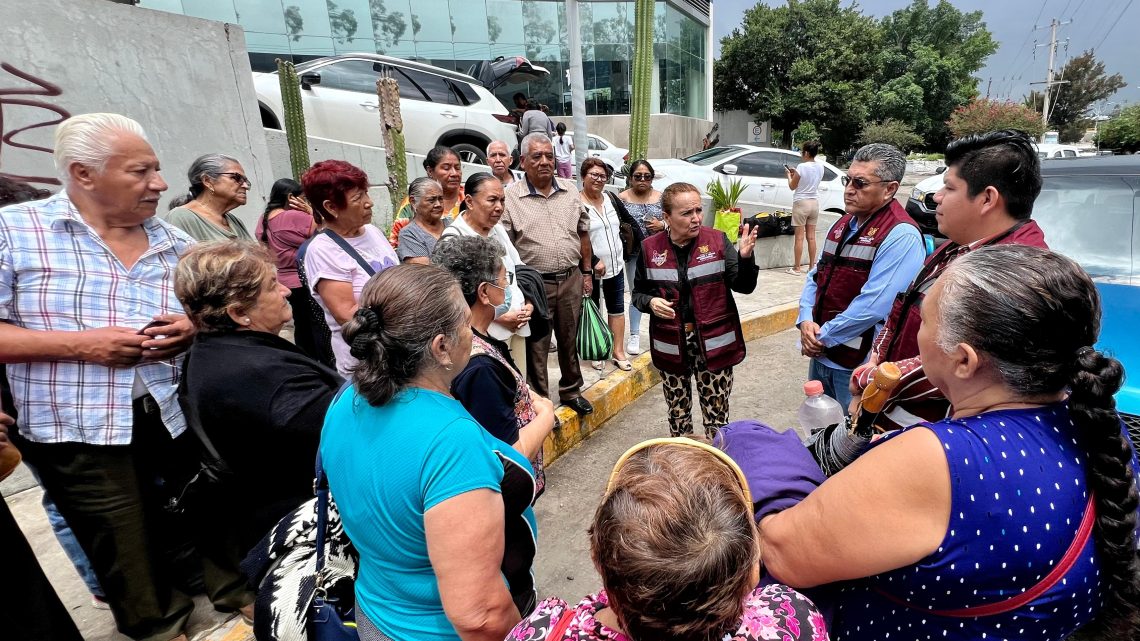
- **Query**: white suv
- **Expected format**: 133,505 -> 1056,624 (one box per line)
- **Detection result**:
254,54 -> 520,164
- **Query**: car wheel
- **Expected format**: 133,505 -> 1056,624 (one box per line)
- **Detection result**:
451,143 -> 487,165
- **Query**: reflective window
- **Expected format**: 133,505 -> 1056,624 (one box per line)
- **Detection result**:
403,69 -> 461,104
316,59 -> 380,93
729,152 -> 786,179
1032,175 -> 1135,282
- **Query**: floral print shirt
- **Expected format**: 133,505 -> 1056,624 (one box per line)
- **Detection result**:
507,585 -> 828,641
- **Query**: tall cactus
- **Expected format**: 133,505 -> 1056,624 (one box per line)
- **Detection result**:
276,59 -> 310,180
377,74 -> 408,214
627,0 -> 654,163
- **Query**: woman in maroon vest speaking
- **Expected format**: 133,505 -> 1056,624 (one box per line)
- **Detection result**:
631,182 -> 759,437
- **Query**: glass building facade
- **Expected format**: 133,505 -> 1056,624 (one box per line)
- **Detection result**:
138,0 -> 710,119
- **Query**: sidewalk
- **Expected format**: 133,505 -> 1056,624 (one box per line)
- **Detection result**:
1,266 -> 810,641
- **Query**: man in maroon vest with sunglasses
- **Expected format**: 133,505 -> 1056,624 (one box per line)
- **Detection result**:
850,130 -> 1048,431
797,143 -> 926,410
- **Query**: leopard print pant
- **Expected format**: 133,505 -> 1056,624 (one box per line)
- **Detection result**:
660,331 -> 734,438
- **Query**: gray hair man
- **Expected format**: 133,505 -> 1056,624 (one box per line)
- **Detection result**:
486,140 -> 516,186
794,142 -> 926,409
0,113 -> 251,641
500,132 -> 595,415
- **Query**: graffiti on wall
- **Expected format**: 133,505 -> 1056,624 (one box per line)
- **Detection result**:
0,63 -> 71,186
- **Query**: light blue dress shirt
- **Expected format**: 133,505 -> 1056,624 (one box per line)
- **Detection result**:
797,215 -> 926,371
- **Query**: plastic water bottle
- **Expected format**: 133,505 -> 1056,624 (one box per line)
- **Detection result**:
797,380 -> 846,433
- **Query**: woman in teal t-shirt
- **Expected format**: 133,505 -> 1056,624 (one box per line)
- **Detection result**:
320,264 -> 537,641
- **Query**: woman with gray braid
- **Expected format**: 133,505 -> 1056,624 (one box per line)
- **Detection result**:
757,245 -> 1139,641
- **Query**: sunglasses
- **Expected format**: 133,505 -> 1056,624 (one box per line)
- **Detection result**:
606,437 -> 752,506
841,175 -> 890,190
631,173 -> 654,181
220,172 -> 251,186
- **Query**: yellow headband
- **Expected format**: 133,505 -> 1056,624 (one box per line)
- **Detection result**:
606,437 -> 753,506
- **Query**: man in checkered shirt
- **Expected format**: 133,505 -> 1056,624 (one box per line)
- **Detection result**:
0,114 -> 251,641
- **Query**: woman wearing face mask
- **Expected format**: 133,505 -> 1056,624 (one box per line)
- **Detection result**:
442,173 -> 534,381
434,235 -> 557,499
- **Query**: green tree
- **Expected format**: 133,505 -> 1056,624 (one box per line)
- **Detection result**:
1024,50 -> 1126,143
873,0 -> 998,148
859,119 -> 924,151
947,99 -> 1045,139
714,0 -> 883,153
1097,104 -> 1140,153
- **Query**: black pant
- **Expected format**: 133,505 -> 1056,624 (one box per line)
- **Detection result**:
18,398 -> 253,641
527,271 -> 584,401
0,498 -> 84,641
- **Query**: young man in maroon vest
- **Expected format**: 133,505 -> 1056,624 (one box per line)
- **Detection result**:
796,144 -> 927,410
850,130 -> 1048,430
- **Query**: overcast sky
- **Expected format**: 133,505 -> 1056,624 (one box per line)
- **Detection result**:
712,0 -> 1139,109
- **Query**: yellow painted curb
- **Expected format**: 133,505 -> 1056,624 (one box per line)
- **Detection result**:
543,301 -> 799,465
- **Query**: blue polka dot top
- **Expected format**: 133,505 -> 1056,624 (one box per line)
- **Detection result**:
830,402 -> 1137,641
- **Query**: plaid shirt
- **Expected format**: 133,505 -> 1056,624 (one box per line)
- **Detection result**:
501,177 -> 589,274
0,193 -> 195,444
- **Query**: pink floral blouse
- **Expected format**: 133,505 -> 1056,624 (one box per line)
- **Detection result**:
508,584 -> 828,641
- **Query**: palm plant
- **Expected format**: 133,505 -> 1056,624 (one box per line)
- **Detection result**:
707,178 -> 745,212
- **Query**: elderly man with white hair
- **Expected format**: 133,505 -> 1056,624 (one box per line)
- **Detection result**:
0,113 -> 252,641
501,132 -> 595,415
487,139 -> 517,186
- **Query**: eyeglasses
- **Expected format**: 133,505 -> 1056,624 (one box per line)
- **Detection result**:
841,175 -> 890,190
220,172 -> 251,186
631,173 -> 654,181
484,272 -> 514,290
585,172 -> 608,181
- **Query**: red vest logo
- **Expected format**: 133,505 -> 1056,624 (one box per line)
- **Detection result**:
651,250 -> 668,266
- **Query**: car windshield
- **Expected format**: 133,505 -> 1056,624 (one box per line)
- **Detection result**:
683,146 -> 744,166
1033,174 -> 1135,284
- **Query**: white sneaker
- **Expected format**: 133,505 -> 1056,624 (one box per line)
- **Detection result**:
626,335 -> 641,355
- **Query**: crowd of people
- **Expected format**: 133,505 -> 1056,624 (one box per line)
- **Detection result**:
0,111 -> 1138,641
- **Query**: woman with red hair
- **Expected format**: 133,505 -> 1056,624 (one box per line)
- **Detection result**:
300,160 -> 398,376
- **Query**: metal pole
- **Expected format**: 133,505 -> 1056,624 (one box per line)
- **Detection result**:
565,0 -> 589,183
1041,18 -> 1057,143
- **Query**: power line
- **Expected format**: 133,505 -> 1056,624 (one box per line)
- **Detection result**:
1093,0 -> 1135,51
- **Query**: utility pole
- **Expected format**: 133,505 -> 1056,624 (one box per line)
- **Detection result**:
1032,18 -> 1070,143
985,77 -> 992,99
564,0 -> 589,179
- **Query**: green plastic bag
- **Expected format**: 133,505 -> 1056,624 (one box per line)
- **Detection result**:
713,208 -> 741,243
577,295 -> 614,362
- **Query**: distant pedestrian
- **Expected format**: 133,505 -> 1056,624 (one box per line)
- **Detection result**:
553,122 -> 575,178
166,153 -> 254,241
785,140 -> 822,275
519,99 -> 554,141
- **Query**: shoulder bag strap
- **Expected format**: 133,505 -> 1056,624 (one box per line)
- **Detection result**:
314,382 -> 353,575
321,229 -> 376,277
874,494 -> 1097,618
547,608 -> 574,640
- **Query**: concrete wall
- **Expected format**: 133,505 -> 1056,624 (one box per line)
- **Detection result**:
0,0 -> 273,230
714,110 -> 772,147
551,114 -> 715,160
